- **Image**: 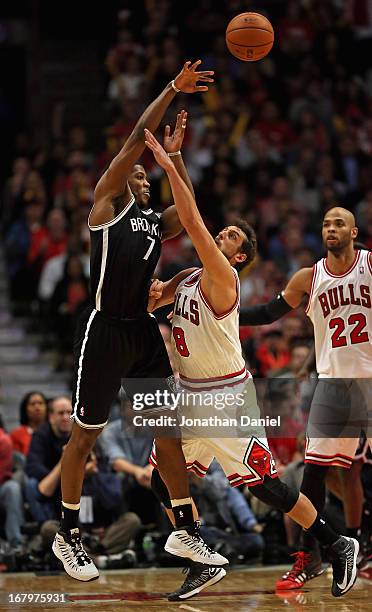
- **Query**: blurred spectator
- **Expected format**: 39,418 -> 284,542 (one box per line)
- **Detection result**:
49,254 -> 90,370
0,416 -> 24,548
99,419 -> 159,526
254,330 -> 290,378
10,391 -> 48,457
270,340 -> 311,379
28,208 -> 67,275
25,396 -> 72,522
5,199 -> 45,304
106,52 -> 145,104
1,157 -> 31,231
38,233 -> 90,303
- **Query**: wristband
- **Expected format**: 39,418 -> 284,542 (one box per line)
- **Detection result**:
167,151 -> 181,157
171,79 -> 181,93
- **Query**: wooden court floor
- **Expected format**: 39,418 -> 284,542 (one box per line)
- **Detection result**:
0,565 -> 371,611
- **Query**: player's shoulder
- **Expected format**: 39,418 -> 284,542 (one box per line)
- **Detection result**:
182,268 -> 202,287
289,266 -> 315,291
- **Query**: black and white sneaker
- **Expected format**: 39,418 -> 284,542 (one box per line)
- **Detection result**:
168,563 -> 226,601
329,536 -> 359,597
52,528 -> 99,581
165,527 -> 228,566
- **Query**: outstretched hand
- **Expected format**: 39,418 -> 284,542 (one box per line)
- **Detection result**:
163,110 -> 188,153
174,60 -> 214,93
144,128 -> 173,171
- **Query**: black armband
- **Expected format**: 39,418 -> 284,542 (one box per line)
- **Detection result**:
239,294 -> 293,326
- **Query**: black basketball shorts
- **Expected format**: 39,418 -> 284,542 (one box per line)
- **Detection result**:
71,306 -> 173,428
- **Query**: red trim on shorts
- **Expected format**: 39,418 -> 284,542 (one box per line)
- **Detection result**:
188,459 -> 209,473
228,472 -> 279,488
180,367 -> 246,383
305,458 -> 351,468
305,450 -> 353,461
304,264 -> 317,314
181,371 -> 250,392
186,464 -> 207,478
323,250 -> 360,278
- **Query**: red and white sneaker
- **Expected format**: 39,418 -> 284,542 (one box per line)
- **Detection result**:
276,551 -> 325,590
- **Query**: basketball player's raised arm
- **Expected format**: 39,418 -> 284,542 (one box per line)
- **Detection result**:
144,129 -> 235,292
239,267 -> 313,326
91,61 -> 213,226
160,110 -> 195,241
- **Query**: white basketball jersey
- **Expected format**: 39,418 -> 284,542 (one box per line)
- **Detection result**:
306,249 -> 372,378
171,268 -> 249,390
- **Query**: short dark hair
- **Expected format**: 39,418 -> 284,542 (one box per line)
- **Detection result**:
233,219 -> 257,272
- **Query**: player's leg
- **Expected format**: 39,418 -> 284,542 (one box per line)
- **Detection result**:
277,378 -> 357,589
53,308 -> 122,581
150,464 -> 227,601
294,461 -> 328,583
60,423 -> 102,526
215,436 -> 358,598
155,437 -> 194,524
131,315 -> 197,531
150,442 -> 228,563
250,475 -> 359,597
276,441 -> 357,591
329,460 -> 364,538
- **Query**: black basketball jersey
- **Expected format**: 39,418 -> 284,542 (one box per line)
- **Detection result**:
89,197 -> 163,318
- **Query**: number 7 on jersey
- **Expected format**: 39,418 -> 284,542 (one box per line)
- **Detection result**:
143,236 -> 155,261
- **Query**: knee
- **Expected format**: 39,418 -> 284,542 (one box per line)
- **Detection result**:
251,476 -> 299,514
301,463 -> 328,493
70,428 -> 99,457
123,512 -> 142,530
342,460 -> 361,480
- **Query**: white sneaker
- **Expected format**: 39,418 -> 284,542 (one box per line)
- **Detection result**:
165,529 -> 229,565
52,528 -> 99,581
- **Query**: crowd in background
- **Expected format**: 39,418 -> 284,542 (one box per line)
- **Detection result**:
1,0 -> 372,570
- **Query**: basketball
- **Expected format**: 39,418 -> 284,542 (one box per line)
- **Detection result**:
226,12 -> 274,62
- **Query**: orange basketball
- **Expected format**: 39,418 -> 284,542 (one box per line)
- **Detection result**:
226,12 -> 274,62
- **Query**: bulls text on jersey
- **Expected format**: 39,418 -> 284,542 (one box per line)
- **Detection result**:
318,283 -> 371,318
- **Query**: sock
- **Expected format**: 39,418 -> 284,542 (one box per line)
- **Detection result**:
306,513 -> 339,547
61,501 -> 80,532
346,527 -> 359,539
302,530 -> 320,554
170,497 -> 193,529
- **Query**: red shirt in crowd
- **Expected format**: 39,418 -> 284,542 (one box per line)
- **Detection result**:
0,429 -> 13,485
255,343 -> 290,377
28,229 -> 67,267
10,425 -> 33,456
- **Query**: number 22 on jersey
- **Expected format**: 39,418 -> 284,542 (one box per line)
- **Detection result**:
329,313 -> 369,348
